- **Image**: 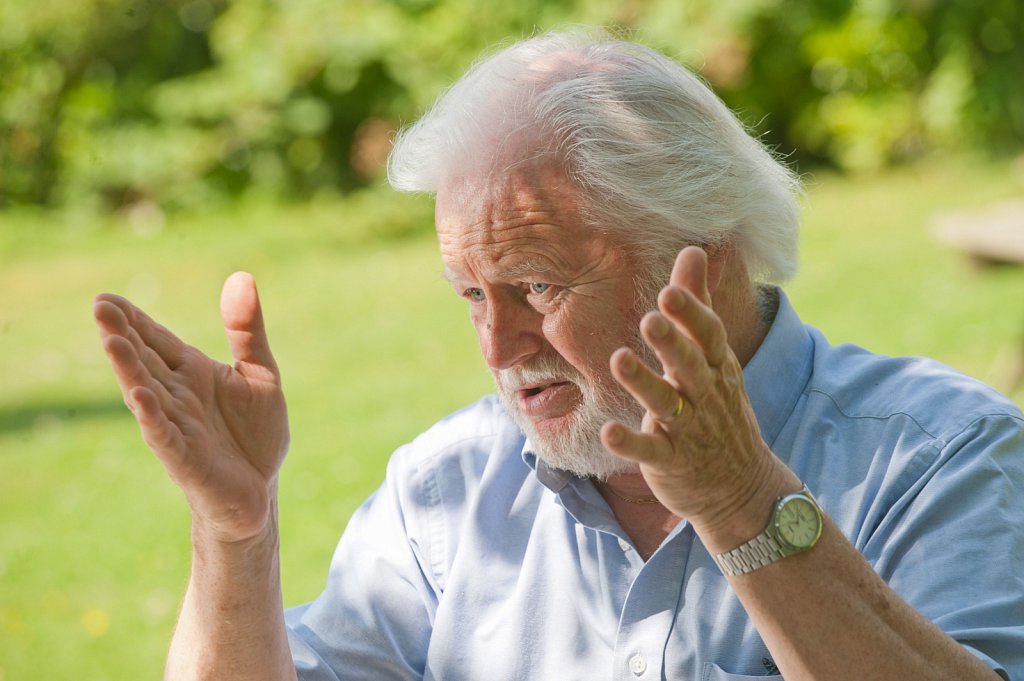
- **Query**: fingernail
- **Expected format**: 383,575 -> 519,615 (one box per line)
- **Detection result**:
620,352 -> 637,375
663,287 -> 686,312
649,315 -> 670,339
604,424 -> 623,445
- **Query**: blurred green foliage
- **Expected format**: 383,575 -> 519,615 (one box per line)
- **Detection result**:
714,0 -> 1024,171
2,0 -> 1022,213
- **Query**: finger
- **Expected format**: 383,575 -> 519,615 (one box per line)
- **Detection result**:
639,310 -> 716,393
600,420 -> 673,467
669,246 -> 711,306
100,333 -> 147,406
94,294 -> 186,371
102,335 -> 191,473
94,298 -> 177,384
129,385 -> 186,460
101,334 -> 179,415
220,272 -> 279,379
657,286 -> 729,367
609,347 -> 690,424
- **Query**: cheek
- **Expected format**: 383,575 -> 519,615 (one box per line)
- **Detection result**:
468,308 -> 490,352
542,307 -> 632,372
468,305 -> 484,330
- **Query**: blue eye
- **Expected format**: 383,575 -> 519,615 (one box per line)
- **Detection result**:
465,288 -> 485,302
529,282 -> 551,295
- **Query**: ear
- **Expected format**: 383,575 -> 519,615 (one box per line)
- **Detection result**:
703,240 -> 732,295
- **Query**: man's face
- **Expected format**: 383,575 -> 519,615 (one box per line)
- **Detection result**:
436,161 -> 655,479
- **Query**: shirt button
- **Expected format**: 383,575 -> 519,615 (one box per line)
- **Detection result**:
618,538 -> 632,552
629,653 -> 647,676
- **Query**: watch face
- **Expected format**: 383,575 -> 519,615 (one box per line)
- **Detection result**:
775,496 -> 822,549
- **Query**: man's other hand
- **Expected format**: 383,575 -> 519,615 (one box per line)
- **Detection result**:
93,272 -> 289,544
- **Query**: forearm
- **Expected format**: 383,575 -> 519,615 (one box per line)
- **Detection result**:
735,521 -> 997,680
165,505 -> 297,681
701,474 -> 1000,681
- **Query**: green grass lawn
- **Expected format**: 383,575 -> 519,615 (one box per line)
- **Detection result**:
2,157 -> 1023,679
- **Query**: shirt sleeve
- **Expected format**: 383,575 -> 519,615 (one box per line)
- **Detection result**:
285,445 -> 439,681
861,413 -> 1024,680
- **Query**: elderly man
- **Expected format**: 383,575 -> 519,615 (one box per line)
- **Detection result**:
93,31 -> 1022,680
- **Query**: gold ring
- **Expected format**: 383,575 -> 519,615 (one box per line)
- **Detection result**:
671,395 -> 685,418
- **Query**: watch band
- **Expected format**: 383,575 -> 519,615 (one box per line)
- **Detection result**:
712,484 -> 820,577
713,530 -> 784,576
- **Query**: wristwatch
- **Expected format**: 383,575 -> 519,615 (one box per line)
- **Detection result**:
713,485 -> 823,577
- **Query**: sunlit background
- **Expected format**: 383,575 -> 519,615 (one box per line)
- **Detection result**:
2,1 -> 1023,678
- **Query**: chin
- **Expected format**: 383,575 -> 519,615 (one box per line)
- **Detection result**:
494,363 -> 646,479
508,404 -> 641,480
537,447 -> 641,480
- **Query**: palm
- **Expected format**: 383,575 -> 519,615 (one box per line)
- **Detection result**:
94,273 -> 289,542
170,350 -> 288,537
209,361 -> 287,481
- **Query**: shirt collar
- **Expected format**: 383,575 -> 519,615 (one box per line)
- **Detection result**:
742,287 -> 815,448
521,443 -> 627,534
520,443 -> 573,493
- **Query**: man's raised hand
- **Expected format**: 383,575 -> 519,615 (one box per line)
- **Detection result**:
93,272 -> 289,544
599,247 -> 791,543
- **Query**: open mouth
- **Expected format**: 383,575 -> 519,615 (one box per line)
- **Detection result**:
518,381 -> 567,398
508,379 -> 578,418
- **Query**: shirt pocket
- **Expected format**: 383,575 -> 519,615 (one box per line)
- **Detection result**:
702,662 -> 784,681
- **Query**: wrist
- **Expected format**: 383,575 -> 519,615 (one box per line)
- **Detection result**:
188,477 -> 280,547
188,513 -> 282,607
690,451 -> 802,555
190,487 -> 280,560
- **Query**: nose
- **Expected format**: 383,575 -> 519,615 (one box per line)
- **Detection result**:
477,295 -> 543,371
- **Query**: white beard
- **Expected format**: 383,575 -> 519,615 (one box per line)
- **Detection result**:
494,351 -> 650,480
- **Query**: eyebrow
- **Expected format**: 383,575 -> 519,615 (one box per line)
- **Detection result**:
500,260 -> 553,278
441,259 -> 554,285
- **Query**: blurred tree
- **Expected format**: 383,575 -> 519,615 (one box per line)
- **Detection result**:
658,0 -> 1024,171
1,0 -> 1021,213
1,0 -> 221,209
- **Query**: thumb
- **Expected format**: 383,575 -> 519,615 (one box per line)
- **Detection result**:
220,272 -> 278,376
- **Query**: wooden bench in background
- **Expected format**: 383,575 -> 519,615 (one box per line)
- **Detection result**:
932,199 -> 1024,395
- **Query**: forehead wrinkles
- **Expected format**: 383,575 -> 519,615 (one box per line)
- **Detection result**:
436,163 -> 587,268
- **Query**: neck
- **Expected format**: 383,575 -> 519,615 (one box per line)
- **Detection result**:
596,474 -> 662,504
595,475 -> 682,560
712,258 -> 771,368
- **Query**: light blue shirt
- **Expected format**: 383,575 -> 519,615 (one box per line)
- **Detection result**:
286,291 -> 1024,680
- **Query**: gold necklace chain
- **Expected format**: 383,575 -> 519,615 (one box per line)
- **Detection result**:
596,480 -> 660,505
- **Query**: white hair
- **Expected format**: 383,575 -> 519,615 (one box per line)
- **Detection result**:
388,29 -> 802,284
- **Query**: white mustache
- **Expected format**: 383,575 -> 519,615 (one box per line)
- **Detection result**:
496,357 -> 582,393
